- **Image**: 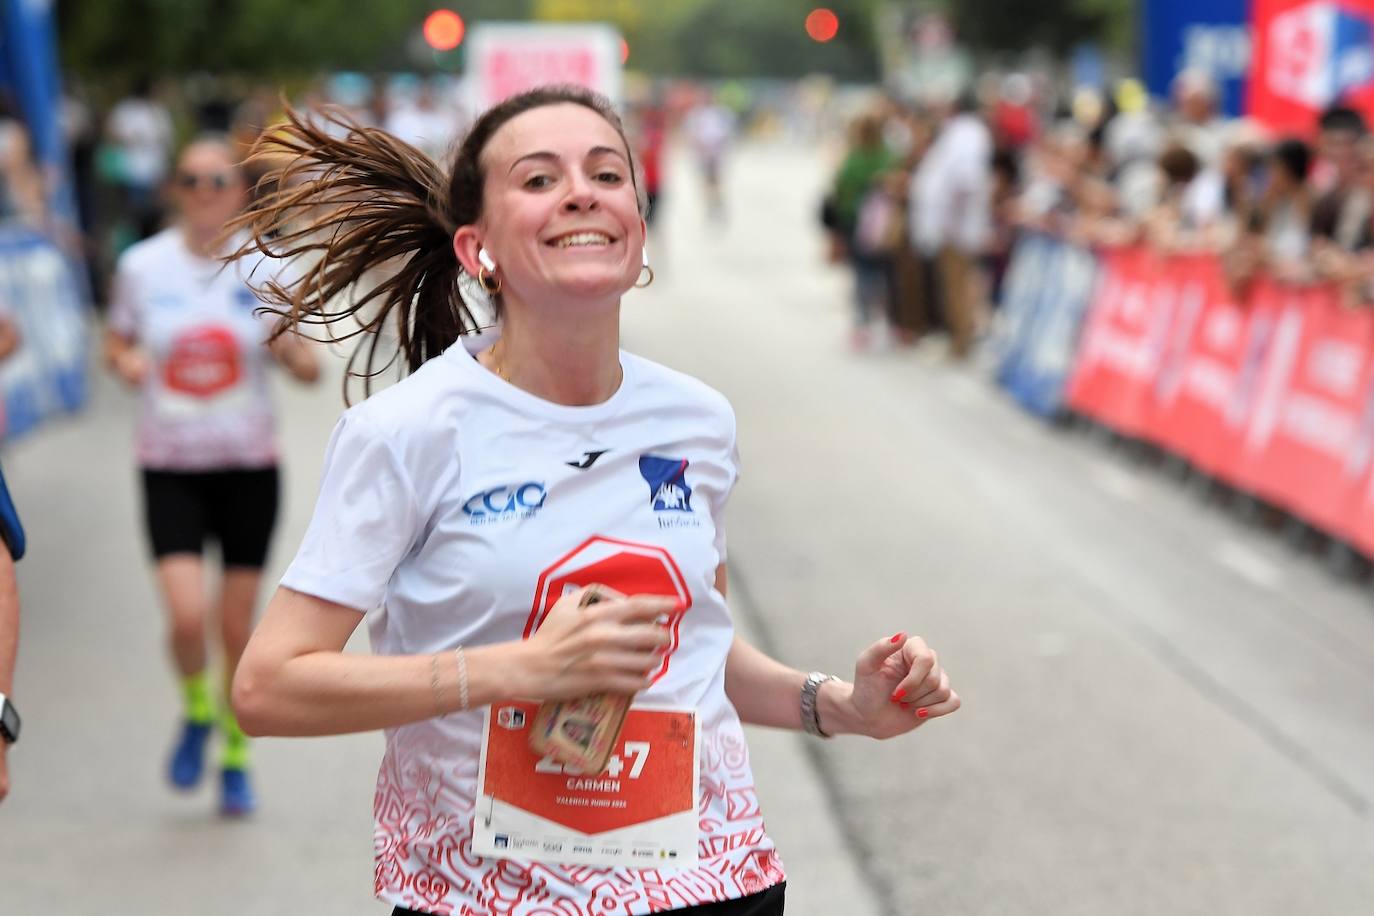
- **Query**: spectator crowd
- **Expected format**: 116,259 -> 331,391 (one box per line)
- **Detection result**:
825,69 -> 1374,355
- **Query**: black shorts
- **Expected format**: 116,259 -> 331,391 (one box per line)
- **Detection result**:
392,882 -> 784,915
141,467 -> 279,568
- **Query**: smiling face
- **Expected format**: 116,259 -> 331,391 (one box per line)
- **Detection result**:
173,141 -> 248,239
457,103 -> 644,308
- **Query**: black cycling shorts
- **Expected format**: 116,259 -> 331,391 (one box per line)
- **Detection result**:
392,882 -> 784,915
141,466 -> 279,568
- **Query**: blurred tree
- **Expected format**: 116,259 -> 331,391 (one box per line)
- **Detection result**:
56,0 -> 1132,88
57,0 -> 887,86
546,0 -> 893,81
949,0 -> 1133,55
639,0 -> 885,80
55,0 -> 533,88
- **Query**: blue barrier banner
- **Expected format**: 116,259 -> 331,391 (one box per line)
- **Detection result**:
1141,0 -> 1250,116
0,226 -> 89,441
993,232 -> 1053,379
993,232 -> 1099,418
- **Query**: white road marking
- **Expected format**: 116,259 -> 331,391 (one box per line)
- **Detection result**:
1214,540 -> 1283,591
1087,461 -> 1145,502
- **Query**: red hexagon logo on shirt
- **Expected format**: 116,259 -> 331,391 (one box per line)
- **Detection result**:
527,535 -> 691,683
162,324 -> 242,398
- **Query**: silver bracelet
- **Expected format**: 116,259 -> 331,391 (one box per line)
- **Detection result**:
800,671 -> 836,738
453,646 -> 469,712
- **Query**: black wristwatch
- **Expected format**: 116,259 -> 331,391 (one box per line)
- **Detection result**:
0,692 -> 20,745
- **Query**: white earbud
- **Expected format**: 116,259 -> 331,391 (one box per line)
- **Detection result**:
478,248 -> 497,272
641,244 -> 650,269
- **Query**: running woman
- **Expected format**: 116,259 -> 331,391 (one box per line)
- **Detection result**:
228,87 -> 959,913
104,137 -> 320,816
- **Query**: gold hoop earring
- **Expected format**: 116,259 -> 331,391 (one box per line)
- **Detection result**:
478,266 -> 502,295
634,265 -> 655,289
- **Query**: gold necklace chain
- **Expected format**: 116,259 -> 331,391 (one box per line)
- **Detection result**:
488,341 -> 624,394
489,342 -> 509,382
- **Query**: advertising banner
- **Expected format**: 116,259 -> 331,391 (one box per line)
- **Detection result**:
1065,246 -> 1178,437
1142,0 -> 1251,115
1231,285 -> 1374,530
0,228 -> 89,441
995,233 -> 1098,418
466,23 -> 623,113
1005,239 -> 1374,556
1248,0 -> 1374,135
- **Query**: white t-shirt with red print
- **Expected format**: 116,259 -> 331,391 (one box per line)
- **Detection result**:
108,227 -> 279,471
280,330 -> 785,915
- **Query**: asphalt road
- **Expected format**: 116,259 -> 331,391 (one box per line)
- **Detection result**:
2,141 -> 1372,916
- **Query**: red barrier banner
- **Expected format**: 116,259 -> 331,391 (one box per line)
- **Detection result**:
1341,399 -> 1374,555
1040,241 -> 1374,555
1205,279 -> 1294,488
1229,285 -> 1374,533
1147,261 -> 1258,477
1065,247 -> 1178,437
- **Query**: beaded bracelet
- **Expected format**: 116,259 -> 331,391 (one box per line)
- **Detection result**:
454,646 -> 469,711
430,646 -> 470,717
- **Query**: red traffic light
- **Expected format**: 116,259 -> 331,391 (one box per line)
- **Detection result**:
424,10 -> 465,51
805,8 -> 839,43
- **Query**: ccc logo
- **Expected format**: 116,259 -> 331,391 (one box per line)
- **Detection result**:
463,482 -> 546,519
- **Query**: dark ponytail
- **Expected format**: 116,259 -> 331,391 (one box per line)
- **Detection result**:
227,85 -> 641,403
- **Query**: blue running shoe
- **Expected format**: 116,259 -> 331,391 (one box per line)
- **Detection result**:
167,721 -> 212,789
220,767 -> 256,817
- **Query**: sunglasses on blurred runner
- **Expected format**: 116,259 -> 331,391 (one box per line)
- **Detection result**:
175,172 -> 233,191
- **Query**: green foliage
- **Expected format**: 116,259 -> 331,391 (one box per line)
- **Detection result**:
949,0 -> 1134,54
624,0 -> 886,80
55,0 -> 531,86
57,0 -> 887,84
55,0 -> 1133,85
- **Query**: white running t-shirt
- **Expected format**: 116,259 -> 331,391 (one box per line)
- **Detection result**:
281,331 -> 785,915
107,228 -> 280,471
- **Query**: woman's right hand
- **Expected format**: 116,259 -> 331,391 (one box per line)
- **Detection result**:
112,346 -> 151,386
519,585 -> 676,700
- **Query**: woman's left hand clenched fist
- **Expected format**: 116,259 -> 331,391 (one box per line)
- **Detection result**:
838,633 -> 960,739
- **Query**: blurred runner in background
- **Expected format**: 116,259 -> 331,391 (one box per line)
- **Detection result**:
103,137 -> 319,817
685,95 -> 735,224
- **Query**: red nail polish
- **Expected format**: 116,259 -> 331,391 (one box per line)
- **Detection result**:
890,632 -> 905,643
916,707 -> 929,719
891,688 -> 906,701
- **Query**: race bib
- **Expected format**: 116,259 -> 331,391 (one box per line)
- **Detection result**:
474,701 -> 700,868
